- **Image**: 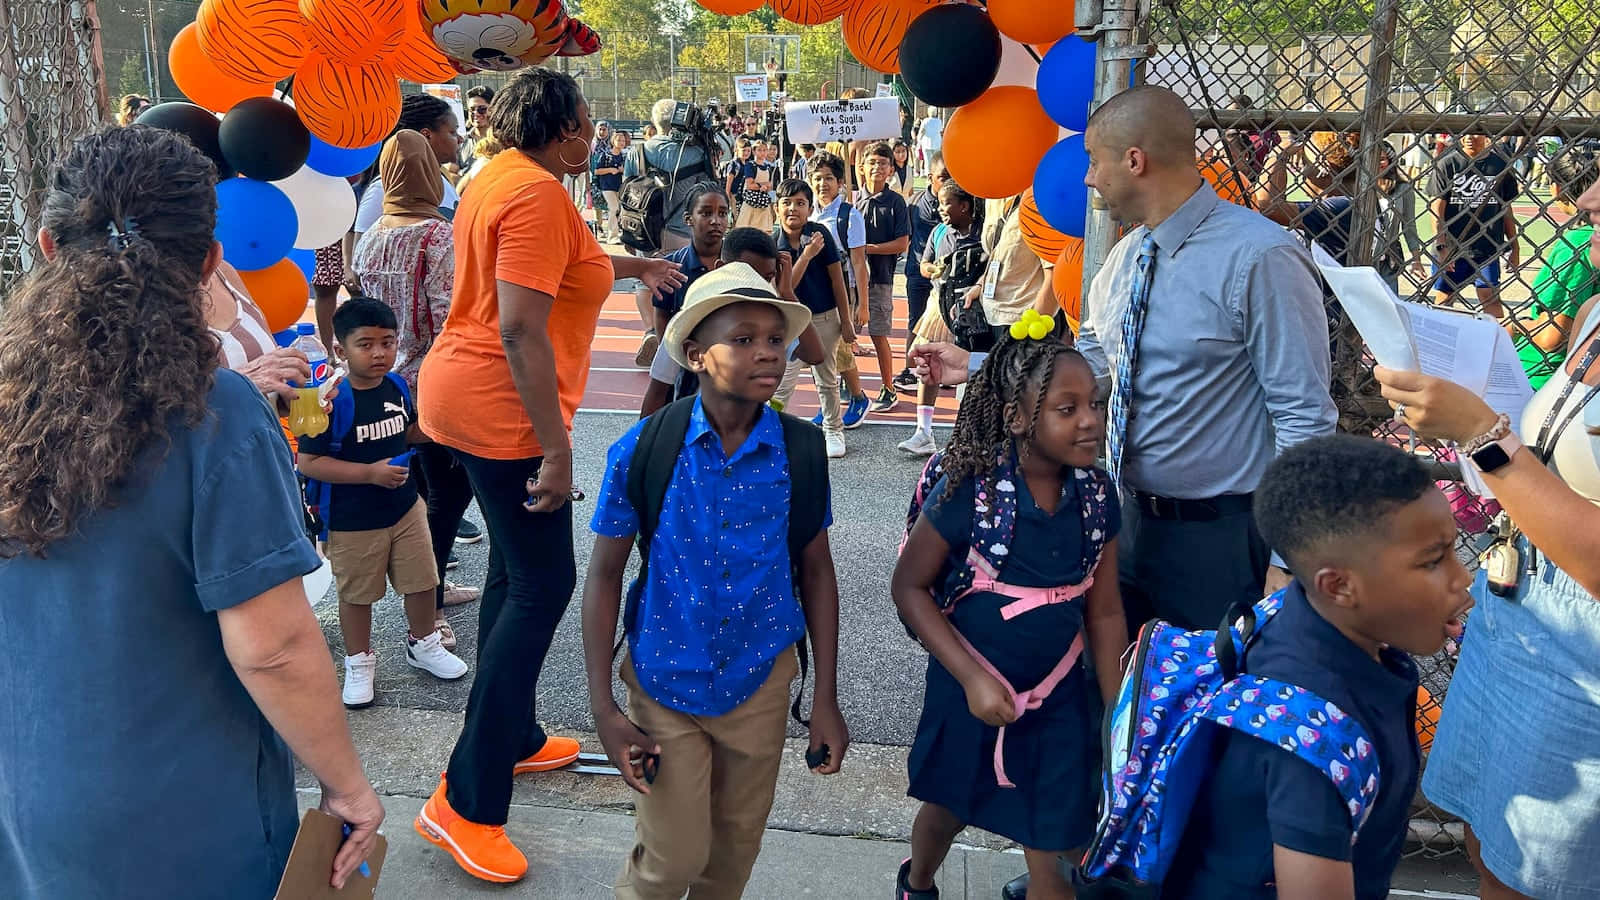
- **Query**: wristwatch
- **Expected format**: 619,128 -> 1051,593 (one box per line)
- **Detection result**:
1460,413 -> 1521,474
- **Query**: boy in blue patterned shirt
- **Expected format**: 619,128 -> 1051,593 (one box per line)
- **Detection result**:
582,263 -> 849,900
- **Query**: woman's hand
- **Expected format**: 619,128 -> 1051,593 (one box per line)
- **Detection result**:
962,671 -> 1018,727
636,257 -> 688,301
1373,366 -> 1501,443
237,347 -> 311,398
319,782 -> 385,890
962,284 -> 982,309
525,452 -> 572,513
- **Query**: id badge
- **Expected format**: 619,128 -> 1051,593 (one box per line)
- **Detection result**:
982,260 -> 1002,302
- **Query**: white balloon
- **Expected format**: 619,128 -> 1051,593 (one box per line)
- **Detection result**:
272,166 -> 356,250
993,37 -> 1039,90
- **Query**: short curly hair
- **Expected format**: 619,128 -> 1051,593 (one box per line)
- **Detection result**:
490,67 -> 584,153
1255,434 -> 1434,578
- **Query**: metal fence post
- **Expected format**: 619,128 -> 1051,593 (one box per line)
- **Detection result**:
1081,0 -> 1146,292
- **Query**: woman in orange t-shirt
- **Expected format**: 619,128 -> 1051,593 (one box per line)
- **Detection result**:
414,68 -> 684,883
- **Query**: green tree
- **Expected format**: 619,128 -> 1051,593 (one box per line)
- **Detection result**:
676,11 -> 850,103
116,52 -> 149,101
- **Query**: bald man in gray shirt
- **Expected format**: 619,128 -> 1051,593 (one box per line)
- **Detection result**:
1077,86 -> 1337,633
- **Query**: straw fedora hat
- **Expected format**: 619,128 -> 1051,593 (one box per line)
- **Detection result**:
662,262 -> 812,369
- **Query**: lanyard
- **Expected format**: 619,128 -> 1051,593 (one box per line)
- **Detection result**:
1533,334 -> 1600,464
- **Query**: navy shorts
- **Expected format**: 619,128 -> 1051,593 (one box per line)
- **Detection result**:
1433,257 -> 1501,293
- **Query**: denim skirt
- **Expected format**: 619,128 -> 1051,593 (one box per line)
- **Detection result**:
1422,545 -> 1600,899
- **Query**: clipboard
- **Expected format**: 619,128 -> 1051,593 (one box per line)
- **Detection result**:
275,808 -> 387,900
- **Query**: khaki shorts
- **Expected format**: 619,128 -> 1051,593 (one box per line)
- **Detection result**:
866,283 -> 894,337
327,498 -> 438,604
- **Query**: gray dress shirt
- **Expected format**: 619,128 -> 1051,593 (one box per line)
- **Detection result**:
1077,181 -> 1337,499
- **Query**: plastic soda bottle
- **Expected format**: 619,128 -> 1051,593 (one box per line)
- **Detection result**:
289,323 -> 331,438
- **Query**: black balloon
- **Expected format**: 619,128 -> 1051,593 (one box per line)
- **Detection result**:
218,97 -> 310,182
899,4 -> 1003,110
135,101 -> 235,179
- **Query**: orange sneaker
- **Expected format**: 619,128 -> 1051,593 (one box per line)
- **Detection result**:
512,735 -> 581,774
413,779 -> 527,883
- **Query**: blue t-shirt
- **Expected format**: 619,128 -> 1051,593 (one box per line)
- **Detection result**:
1297,196 -> 1356,265
775,222 -> 843,315
1163,582 -> 1420,900
0,369 -> 321,900
593,148 -> 624,192
590,399 -> 831,716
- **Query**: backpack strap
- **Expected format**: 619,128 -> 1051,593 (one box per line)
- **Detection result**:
1197,676 -> 1381,840
777,411 -> 828,727
302,383 -> 360,540
620,396 -> 697,643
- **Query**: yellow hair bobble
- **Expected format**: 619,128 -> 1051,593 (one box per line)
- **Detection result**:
1010,308 -> 1055,341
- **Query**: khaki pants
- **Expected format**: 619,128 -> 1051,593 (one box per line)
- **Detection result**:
774,309 -> 843,432
614,648 -> 799,900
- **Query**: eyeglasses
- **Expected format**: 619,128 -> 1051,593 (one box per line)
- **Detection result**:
470,106 -> 489,116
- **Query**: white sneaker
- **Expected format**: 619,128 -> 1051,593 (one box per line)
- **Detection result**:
406,630 -> 468,680
342,651 -> 377,709
897,429 -> 938,457
824,429 -> 846,459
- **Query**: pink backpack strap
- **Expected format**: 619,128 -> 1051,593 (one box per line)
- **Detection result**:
951,627 -> 1086,788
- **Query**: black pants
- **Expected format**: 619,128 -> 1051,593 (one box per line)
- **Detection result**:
411,442 -> 477,610
906,271 -> 932,336
1118,493 -> 1269,638
442,449 -> 576,825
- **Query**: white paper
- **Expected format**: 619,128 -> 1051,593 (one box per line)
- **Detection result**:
1317,264 -> 1419,371
733,74 -> 769,103
784,96 -> 901,144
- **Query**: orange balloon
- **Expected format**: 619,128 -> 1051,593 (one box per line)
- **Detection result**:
700,0 -> 764,12
989,0 -> 1076,45
1052,237 -> 1085,328
237,258 -> 310,333
388,2 -> 459,84
300,0 -> 406,67
770,0 -> 850,25
196,0 -> 310,83
168,22 -> 273,113
294,55 -> 402,149
1415,684 -> 1441,754
1200,156 -> 1249,205
843,0 -> 932,74
943,87 -> 1058,199
1020,189 -> 1070,263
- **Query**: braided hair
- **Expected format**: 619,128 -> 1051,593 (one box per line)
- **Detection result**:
939,334 -> 1087,498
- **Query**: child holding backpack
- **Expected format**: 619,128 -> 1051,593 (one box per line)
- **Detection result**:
297,298 -> 469,708
1076,434 -> 1473,899
581,263 -> 849,900
892,332 -> 1128,900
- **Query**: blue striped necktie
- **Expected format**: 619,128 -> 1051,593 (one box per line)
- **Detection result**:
1107,233 -> 1157,488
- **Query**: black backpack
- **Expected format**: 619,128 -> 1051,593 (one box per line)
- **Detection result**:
622,397 -> 830,726
618,143 -> 710,254
938,231 -> 993,352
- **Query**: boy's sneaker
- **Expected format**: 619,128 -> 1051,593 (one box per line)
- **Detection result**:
512,736 -> 582,774
870,386 -> 898,413
407,630 -> 468,680
824,429 -> 846,459
892,368 -> 919,392
811,409 -> 825,427
342,651 -> 376,709
415,778 -> 528,883
446,549 -> 460,570
897,430 -> 937,457
454,520 -> 483,544
635,330 -> 659,367
842,394 -> 870,429
894,859 -> 939,899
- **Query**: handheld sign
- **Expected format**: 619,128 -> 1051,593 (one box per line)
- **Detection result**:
784,96 -> 900,144
733,74 -> 769,104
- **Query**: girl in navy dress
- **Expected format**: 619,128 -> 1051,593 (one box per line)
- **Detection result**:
892,333 -> 1128,900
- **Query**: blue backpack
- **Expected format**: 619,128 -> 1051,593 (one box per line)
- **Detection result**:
1073,591 -> 1381,896
301,372 -> 413,540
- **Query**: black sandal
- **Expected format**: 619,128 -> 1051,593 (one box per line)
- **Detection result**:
895,858 -> 939,899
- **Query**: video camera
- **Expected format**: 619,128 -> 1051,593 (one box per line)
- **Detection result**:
666,100 -> 722,167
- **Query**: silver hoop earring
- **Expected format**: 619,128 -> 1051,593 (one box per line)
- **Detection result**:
556,137 -> 590,170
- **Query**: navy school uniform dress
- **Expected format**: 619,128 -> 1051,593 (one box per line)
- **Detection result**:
1162,581 -> 1420,899
907,468 -> 1120,852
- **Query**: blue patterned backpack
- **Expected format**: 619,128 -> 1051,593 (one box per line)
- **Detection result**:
1073,591 -> 1381,896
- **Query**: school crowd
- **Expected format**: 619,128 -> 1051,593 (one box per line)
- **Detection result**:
4,65 -> 1600,900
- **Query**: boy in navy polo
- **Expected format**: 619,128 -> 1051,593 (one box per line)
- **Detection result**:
1163,435 -> 1473,899
640,183 -> 731,416
583,263 -> 848,900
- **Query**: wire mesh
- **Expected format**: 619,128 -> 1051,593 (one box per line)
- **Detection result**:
1142,0 -> 1600,856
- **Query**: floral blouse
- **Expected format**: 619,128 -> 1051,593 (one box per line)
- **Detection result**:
351,219 -> 454,392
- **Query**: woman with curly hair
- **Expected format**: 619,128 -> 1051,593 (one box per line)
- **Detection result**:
0,126 -> 382,900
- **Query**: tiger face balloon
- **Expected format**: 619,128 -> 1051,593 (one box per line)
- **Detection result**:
420,0 -> 600,74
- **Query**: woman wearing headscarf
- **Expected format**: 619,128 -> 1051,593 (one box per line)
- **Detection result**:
0,125 -> 382,900
353,131 -> 480,650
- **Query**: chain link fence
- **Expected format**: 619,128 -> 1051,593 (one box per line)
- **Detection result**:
1,1 -> 110,290
1140,0 -> 1600,857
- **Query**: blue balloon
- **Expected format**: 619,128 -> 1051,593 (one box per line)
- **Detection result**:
305,136 -> 381,177
1033,136 -> 1090,238
1038,39 -> 1097,132
288,247 -> 318,281
215,178 -> 297,271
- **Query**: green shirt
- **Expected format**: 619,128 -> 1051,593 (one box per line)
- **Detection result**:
1517,225 -> 1598,389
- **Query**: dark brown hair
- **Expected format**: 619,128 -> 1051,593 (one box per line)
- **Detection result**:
0,126 -> 219,557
